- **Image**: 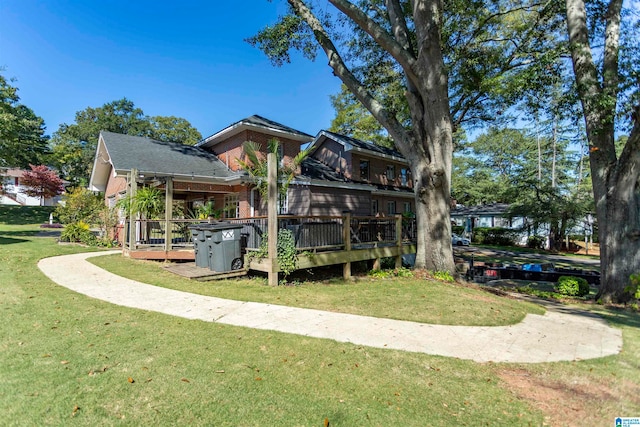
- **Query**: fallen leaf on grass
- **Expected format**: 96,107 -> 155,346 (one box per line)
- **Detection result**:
71,405 -> 80,417
181,378 -> 190,383
60,360 -> 69,365
127,377 -> 135,383
215,370 -> 225,374
255,377 -> 262,381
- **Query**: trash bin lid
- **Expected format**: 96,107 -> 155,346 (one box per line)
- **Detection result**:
201,222 -> 244,230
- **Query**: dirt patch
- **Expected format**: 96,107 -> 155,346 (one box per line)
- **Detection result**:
497,367 -> 639,426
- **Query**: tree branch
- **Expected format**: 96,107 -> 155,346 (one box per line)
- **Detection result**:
328,0 -> 421,89
287,0 -> 411,151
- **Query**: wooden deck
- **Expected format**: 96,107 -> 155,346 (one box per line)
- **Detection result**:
162,262 -> 248,281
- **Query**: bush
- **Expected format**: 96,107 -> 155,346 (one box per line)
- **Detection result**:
472,227 -> 517,246
556,276 -> 590,297
452,225 -> 465,235
60,221 -> 96,245
527,235 -> 546,249
56,187 -> 104,225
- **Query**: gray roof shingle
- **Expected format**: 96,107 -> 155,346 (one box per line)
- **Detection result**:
101,131 -> 238,179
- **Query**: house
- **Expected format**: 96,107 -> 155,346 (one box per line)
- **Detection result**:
0,167 -> 64,206
90,115 -> 416,220
450,203 -> 519,230
88,115 -> 417,260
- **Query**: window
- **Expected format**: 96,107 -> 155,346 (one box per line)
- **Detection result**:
277,142 -> 285,167
387,201 -> 396,215
278,190 -> 289,214
223,193 -> 239,218
404,202 -> 412,213
360,160 -> 370,181
400,168 -> 408,186
371,199 -> 378,215
386,165 -> 395,181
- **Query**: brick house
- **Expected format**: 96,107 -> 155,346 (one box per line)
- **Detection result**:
89,115 -> 415,221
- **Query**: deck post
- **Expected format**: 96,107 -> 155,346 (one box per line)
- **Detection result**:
342,211 -> 351,279
128,169 -> 138,251
395,214 -> 403,268
164,177 -> 173,252
267,153 -> 278,286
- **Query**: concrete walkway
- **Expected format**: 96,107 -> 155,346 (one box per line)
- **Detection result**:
38,251 -> 623,364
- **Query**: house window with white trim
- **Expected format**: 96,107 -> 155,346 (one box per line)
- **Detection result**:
386,165 -> 395,181
278,189 -> 289,214
387,201 -> 396,215
400,168 -> 408,186
223,193 -> 239,218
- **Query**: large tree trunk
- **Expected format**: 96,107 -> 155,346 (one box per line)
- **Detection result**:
566,0 -> 640,302
288,0 -> 456,274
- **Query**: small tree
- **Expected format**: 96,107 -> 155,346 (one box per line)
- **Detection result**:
236,138 -> 309,204
20,165 -> 64,206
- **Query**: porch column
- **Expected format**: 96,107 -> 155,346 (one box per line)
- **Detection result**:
267,153 -> 278,286
343,211 -> 351,279
128,169 -> 138,251
395,214 -> 403,268
164,177 -> 173,252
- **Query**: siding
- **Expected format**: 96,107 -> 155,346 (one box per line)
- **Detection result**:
310,187 -> 370,216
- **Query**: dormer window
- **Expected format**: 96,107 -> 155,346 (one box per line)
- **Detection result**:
386,165 -> 395,181
400,168 -> 408,186
360,160 -> 370,181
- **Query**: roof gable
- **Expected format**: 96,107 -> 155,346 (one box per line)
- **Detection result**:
198,115 -> 314,149
89,131 -> 242,191
310,130 -> 406,163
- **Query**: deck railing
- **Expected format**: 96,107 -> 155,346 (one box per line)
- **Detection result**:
124,215 -> 417,252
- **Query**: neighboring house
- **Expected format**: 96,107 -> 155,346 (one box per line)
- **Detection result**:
451,203 -> 555,246
0,167 -> 64,206
89,115 -> 416,221
450,203 -> 521,229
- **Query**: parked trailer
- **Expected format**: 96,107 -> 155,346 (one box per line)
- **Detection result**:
468,263 -> 600,285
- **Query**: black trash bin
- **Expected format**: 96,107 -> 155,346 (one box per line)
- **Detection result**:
205,222 -> 244,272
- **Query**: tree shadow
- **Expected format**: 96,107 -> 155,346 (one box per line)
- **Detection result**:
0,206 -> 55,225
0,236 -> 29,245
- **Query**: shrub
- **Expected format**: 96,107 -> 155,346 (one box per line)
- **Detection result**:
452,225 -> 465,235
624,273 -> 640,300
432,270 -> 455,282
527,235 -> 546,249
556,275 -> 590,297
60,221 -> 96,245
472,227 -> 517,246
56,187 -> 104,224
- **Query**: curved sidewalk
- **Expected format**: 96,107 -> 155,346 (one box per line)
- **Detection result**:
38,251 -> 622,363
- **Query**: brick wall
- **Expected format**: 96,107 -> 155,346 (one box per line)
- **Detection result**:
207,130 -> 303,174
104,170 -> 127,202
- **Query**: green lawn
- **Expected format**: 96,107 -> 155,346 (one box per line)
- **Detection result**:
1,207 -> 638,425
90,255 -> 544,326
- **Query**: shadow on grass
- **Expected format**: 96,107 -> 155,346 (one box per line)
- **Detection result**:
0,236 -> 30,245
0,230 -> 41,237
595,306 -> 640,329
0,206 -> 55,225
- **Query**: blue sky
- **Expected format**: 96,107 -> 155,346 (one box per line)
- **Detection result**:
0,1 -> 342,138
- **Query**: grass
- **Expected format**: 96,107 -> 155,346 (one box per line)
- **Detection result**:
2,206 -> 639,425
90,255 -> 544,326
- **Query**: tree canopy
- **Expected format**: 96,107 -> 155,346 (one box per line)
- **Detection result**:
0,72 -> 49,168
20,164 -> 64,205
49,98 -> 202,187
